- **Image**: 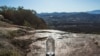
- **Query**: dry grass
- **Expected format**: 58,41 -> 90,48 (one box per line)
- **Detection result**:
0,49 -> 21,56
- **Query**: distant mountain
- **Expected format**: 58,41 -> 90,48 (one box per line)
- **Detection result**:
87,10 -> 100,14
37,10 -> 100,33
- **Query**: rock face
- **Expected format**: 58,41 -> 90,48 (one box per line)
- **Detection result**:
27,30 -> 100,56
0,27 -> 100,56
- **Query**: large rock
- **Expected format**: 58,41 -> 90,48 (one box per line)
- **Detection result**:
26,30 -> 100,56
1,27 -> 100,56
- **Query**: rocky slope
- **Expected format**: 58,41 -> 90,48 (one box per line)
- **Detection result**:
0,26 -> 100,56
0,28 -> 100,56
1,8 -> 100,56
27,30 -> 100,56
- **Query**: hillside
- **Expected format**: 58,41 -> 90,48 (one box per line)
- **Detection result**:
38,11 -> 100,33
0,6 -> 47,29
87,10 -> 100,14
0,6 -> 48,56
0,6 -> 100,56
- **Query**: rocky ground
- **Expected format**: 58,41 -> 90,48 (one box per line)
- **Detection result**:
27,30 -> 100,56
0,27 -> 100,56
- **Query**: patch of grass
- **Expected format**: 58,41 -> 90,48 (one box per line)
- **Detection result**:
9,29 -> 28,37
0,29 -> 30,39
11,39 -> 32,49
0,49 -> 21,56
0,30 -> 9,39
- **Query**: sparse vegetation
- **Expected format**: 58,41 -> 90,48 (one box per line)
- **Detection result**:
0,49 -> 21,56
0,28 -> 33,56
9,29 -> 29,37
0,29 -> 25,39
0,30 -> 11,39
11,39 -> 32,49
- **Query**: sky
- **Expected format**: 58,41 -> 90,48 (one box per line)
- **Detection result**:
0,0 -> 100,13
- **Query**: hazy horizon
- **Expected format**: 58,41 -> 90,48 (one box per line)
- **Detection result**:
0,0 -> 100,13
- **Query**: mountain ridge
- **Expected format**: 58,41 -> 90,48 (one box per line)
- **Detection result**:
87,10 -> 100,14
37,10 -> 100,33
38,10 -> 100,14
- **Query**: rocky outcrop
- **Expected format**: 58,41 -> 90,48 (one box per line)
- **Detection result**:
0,27 -> 100,56
27,30 -> 100,56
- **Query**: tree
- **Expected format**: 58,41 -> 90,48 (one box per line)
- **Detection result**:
0,6 -> 47,29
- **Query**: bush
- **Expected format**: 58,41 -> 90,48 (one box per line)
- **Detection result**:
0,6 -> 47,29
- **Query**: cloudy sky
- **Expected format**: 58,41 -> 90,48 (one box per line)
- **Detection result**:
0,0 -> 100,13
